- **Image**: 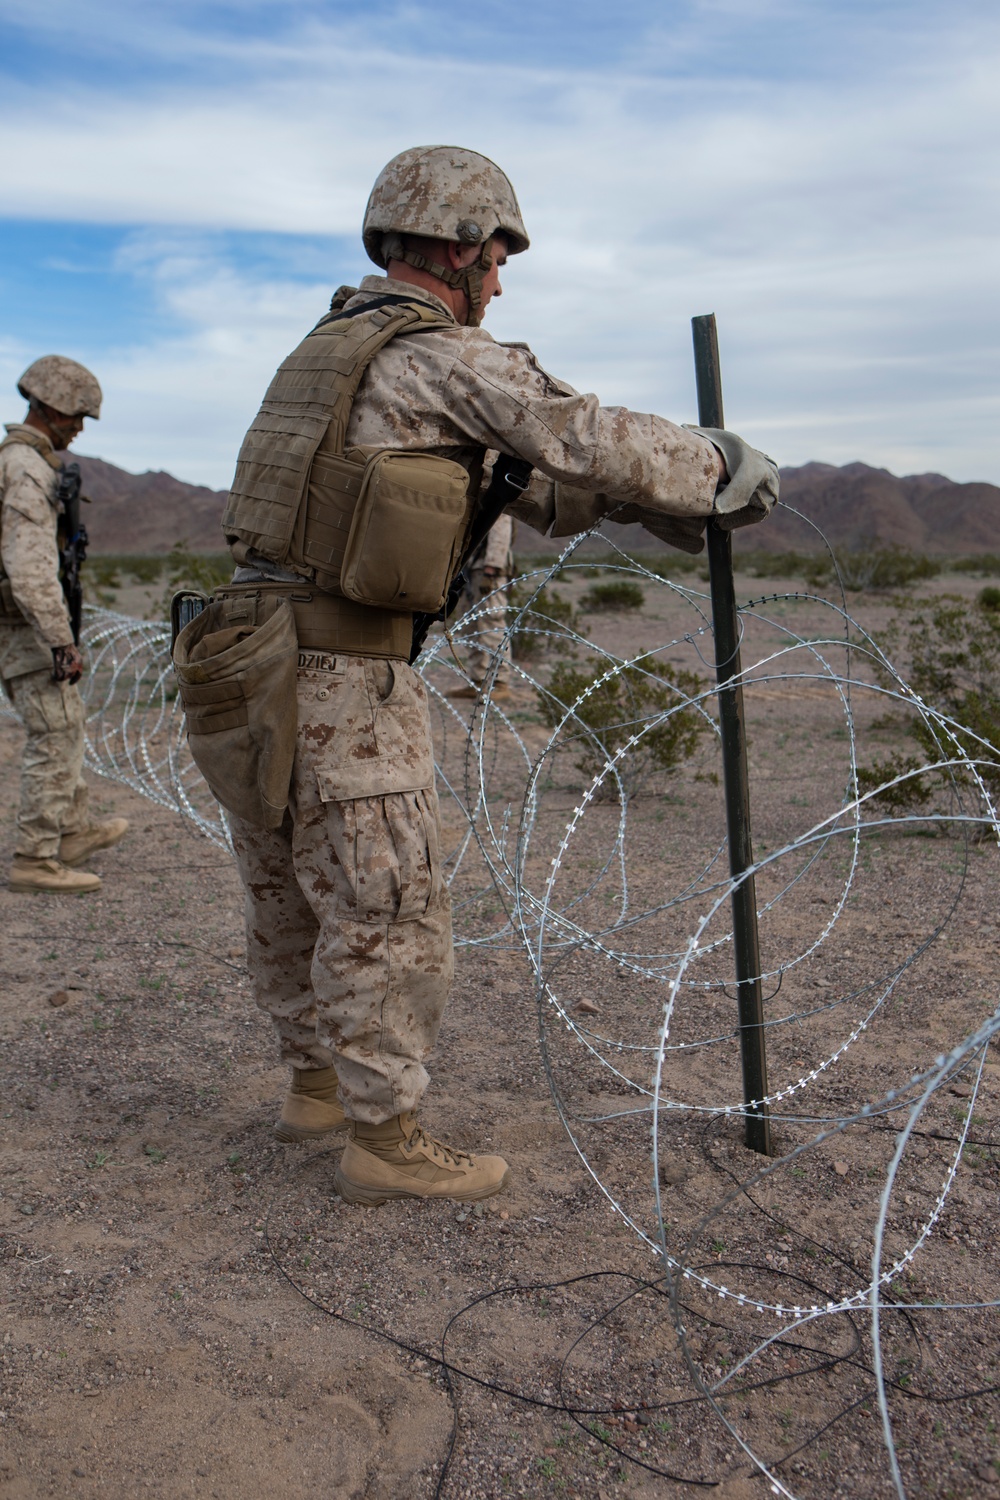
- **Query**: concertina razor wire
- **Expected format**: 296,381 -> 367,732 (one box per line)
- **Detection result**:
3,516 -> 998,1499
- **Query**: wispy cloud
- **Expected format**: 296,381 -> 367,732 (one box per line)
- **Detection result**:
0,1 -> 997,486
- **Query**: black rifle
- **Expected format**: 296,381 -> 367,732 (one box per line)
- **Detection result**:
56,461 -> 88,646
409,454 -> 533,665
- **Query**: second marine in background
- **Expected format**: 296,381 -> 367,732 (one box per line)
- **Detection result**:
0,357 -> 129,895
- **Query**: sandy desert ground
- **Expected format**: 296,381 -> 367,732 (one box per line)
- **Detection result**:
1,557 -> 998,1500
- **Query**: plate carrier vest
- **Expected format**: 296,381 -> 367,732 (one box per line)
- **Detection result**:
222,296 -> 480,639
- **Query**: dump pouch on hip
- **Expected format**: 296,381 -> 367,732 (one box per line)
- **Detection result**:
172,598 -> 298,829
339,451 -> 471,613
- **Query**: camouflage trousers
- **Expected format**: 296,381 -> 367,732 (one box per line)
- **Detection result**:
462,566 -> 513,687
229,655 -> 453,1123
6,668 -> 90,858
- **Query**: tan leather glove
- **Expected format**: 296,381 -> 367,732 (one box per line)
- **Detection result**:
685,426 -> 779,530
593,499 -> 708,554
634,510 -> 707,554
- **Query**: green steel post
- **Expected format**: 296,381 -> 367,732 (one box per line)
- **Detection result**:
692,313 -> 772,1156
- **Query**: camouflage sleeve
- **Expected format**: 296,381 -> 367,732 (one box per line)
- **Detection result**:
447,340 -> 721,522
0,453 -> 74,648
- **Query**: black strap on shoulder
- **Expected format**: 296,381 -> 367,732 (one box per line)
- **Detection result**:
409,455 -> 533,665
310,293 -> 446,335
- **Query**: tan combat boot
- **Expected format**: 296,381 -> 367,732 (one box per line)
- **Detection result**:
8,856 -> 101,895
59,817 -> 130,867
273,1066 -> 348,1143
334,1112 -> 510,1205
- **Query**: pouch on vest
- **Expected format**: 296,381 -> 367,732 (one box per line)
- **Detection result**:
338,451 -> 471,613
222,299 -> 477,609
172,599 -> 298,829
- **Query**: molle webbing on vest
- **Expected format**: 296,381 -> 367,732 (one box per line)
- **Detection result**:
293,450 -> 363,582
213,583 -> 411,660
221,299 -> 454,576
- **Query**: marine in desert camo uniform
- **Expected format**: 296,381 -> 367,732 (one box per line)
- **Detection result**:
447,511 -> 517,701
0,357 -> 128,894
224,146 -> 779,1204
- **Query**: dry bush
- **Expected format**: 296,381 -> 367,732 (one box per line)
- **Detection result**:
158,542 -> 233,616
537,654 -> 708,795
578,580 -> 645,612
860,589 -> 1000,811
506,585 -> 578,661
820,544 -> 941,593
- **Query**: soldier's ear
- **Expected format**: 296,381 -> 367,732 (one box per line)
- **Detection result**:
447,240 -> 478,271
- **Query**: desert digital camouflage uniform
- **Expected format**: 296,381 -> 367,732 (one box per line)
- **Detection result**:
230,657 -> 449,1121
0,424 -> 90,857
229,275 -> 727,1120
460,511 -> 515,688
338,278 -> 722,521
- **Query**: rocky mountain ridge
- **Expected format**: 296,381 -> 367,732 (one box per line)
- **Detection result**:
72,455 -> 229,553
69,453 -> 1000,557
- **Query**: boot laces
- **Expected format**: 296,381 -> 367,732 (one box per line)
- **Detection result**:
406,1123 -> 474,1168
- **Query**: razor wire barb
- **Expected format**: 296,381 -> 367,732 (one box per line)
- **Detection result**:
4,520 -> 998,1499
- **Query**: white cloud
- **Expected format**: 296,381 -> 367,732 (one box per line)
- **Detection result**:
1,4 -> 998,485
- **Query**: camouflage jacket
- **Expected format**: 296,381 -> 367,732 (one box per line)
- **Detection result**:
0,424 -> 74,680
339,276 -> 721,535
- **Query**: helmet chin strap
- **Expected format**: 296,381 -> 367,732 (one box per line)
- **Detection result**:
397,239 -> 494,327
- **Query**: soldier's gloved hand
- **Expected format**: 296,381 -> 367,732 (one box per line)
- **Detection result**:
596,497 -> 708,555
636,510 -> 707,554
52,644 -> 84,685
685,426 -> 780,530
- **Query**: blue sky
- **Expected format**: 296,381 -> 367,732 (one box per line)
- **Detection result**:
1,0 -> 997,489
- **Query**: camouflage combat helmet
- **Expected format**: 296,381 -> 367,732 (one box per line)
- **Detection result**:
17,355 -> 102,419
363,145 -> 529,325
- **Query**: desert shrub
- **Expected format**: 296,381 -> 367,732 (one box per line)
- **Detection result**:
644,551 -> 702,576
506,585 -> 578,661
831,545 -> 940,592
536,654 -> 708,793
518,550 -> 702,579
84,554 -> 166,600
856,754 -> 932,811
125,556 -> 165,585
733,549 -> 824,581
579,580 -> 645,612
514,553 -> 561,572
952,555 -> 1000,577
859,593 -> 1000,809
158,542 -> 233,617
87,557 -> 121,591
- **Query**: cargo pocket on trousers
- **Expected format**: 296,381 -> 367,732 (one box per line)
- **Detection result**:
318,788 -> 443,924
13,674 -> 75,737
384,788 -> 445,922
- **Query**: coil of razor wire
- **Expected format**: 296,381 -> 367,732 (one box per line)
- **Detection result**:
2,523 -> 997,1498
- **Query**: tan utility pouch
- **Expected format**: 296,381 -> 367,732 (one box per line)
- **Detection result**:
338,451 -> 470,613
172,599 -> 298,829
